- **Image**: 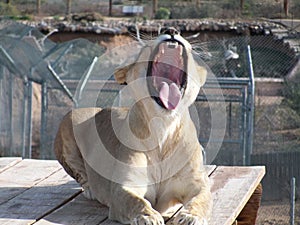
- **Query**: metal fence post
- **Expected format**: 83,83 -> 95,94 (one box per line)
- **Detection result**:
47,64 -> 78,107
21,79 -> 33,159
21,79 -> 28,158
27,81 -> 33,159
290,177 -> 296,225
246,45 -> 255,165
8,71 -> 13,156
40,82 -> 48,159
241,86 -> 247,165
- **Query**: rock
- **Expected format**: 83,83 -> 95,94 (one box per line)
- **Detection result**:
24,18 -> 287,36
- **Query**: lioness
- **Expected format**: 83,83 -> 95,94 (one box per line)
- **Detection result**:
54,28 -> 212,225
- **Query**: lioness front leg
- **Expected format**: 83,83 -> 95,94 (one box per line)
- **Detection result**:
174,177 -> 212,225
109,184 -> 164,225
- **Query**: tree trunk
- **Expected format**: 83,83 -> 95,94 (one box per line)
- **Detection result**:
196,0 -> 201,8
6,0 -> 10,4
240,0 -> 244,15
153,0 -> 158,18
66,0 -> 72,16
284,0 -> 289,18
109,0 -> 112,16
36,0 -> 41,15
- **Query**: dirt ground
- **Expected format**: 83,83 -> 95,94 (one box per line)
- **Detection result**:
256,200 -> 300,225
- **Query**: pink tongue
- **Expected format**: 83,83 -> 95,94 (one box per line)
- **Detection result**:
159,82 -> 181,110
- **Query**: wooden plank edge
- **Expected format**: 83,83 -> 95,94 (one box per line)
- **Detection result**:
18,159 -> 66,188
33,194 -> 110,225
164,165 -> 217,224
206,165 -> 217,177
0,218 -> 35,225
0,160 -> 64,205
215,166 -> 266,225
228,167 -> 265,225
235,183 -> 263,225
232,167 -> 265,225
0,157 -> 22,173
30,189 -> 83,225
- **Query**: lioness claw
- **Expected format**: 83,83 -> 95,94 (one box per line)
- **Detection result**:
132,214 -> 164,225
175,212 -> 208,225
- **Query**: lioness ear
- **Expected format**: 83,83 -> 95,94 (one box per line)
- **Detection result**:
114,65 -> 130,85
197,66 -> 207,86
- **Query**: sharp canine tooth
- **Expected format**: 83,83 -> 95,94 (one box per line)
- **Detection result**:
179,45 -> 183,55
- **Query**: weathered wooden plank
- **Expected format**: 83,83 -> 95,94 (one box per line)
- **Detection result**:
0,167 -> 80,222
0,218 -> 33,225
236,183 -> 263,225
0,160 -> 265,225
34,194 -> 109,225
35,165 -> 216,225
0,157 -> 22,173
206,165 -> 217,176
0,159 -> 61,205
99,166 -> 216,225
101,218 -> 123,225
208,166 -> 265,225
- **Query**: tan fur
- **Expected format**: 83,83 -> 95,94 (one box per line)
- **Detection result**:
54,33 -> 212,225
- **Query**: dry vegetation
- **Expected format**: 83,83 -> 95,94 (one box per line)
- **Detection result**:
257,201 -> 300,225
1,0 -> 300,19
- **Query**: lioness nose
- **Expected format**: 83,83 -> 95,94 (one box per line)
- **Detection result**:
162,27 -> 180,36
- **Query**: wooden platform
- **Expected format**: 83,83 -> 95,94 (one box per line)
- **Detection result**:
0,158 -> 265,225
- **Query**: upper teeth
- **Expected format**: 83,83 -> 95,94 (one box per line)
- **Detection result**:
153,42 -> 184,68
167,42 -> 178,49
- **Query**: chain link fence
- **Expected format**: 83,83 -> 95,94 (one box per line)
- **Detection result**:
192,35 -> 298,79
0,21 -> 106,158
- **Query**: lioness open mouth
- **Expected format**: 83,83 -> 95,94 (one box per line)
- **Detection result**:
147,36 -> 187,110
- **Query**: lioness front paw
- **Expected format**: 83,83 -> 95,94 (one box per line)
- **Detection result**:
132,213 -> 164,225
174,212 -> 207,225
